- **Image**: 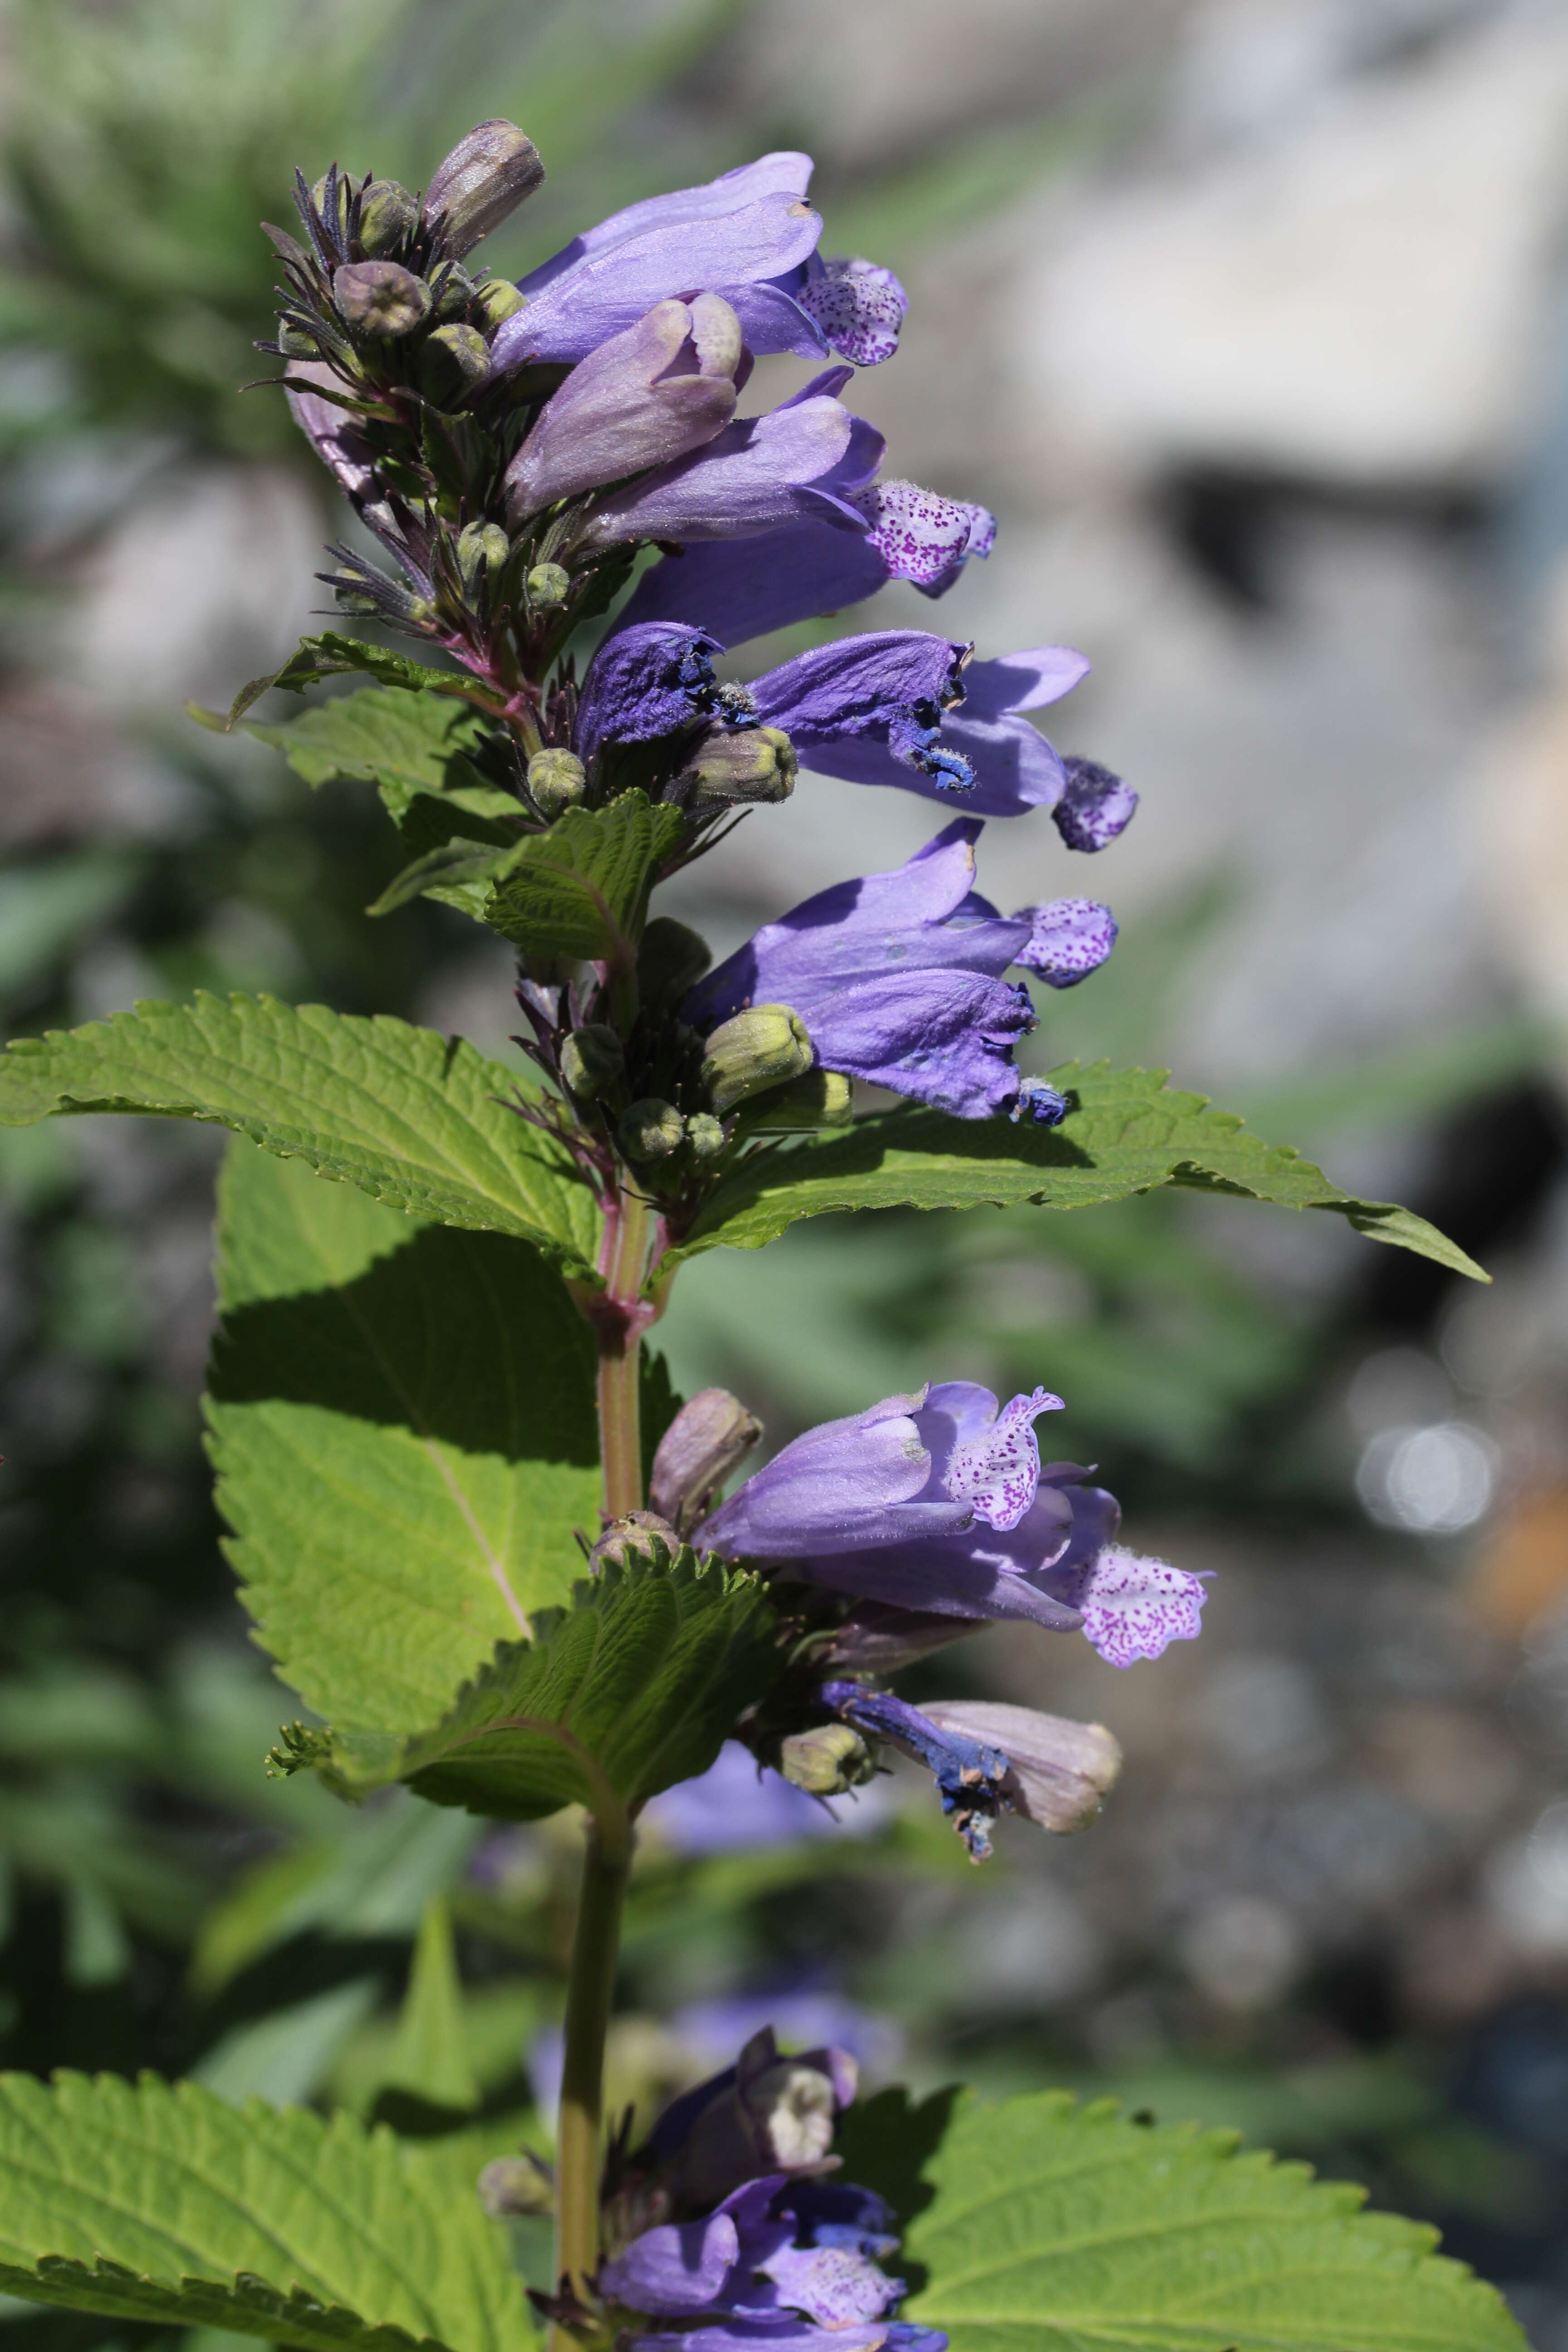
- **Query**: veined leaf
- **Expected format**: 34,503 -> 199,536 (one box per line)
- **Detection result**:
0,992 -> 600,1279
217,632 -> 506,728
0,2070 -> 527,2352
839,2086 -> 1525,2352
667,1061 -> 1485,1284
483,792 -> 685,964
237,687 -> 526,878
209,1142 -> 601,1733
278,1547 -> 782,1830
366,841 -> 522,921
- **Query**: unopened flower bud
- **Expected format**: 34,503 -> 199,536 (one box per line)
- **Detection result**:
477,2153 -> 554,2218
734,1070 -> 852,1132
525,562 -> 571,609
432,265 -> 480,323
779,1722 -> 873,1796
588,1509 -> 677,1574
686,1113 -> 725,1160
422,321 -> 490,397
650,1387 -> 763,1528
357,178 -> 418,257
682,725 -> 796,807
277,320 -> 319,358
638,916 -> 710,1004
526,748 -> 586,818
310,171 -> 351,244
421,120 -> 545,259
559,1024 -> 624,1100
619,1098 -> 685,1162
334,259 -> 431,337
701,1006 -> 813,1116
475,275 -> 528,329
456,521 -> 510,590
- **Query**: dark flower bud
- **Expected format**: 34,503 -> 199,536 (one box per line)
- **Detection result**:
701,1006 -> 813,1116
456,521 -> 510,590
421,120 -> 545,259
779,1722 -> 874,1796
686,1113 -> 725,1160
638,915 -> 710,1004
681,725 -> 796,807
526,748 -> 586,818
588,1509 -> 677,1573
422,321 -> 490,398
650,1387 -> 763,1529
733,1069 -> 851,1131
559,1024 -> 624,1100
477,2153 -> 553,2217
525,562 -> 571,609
334,259 -> 431,337
311,170 -> 351,245
619,1098 -> 685,1161
357,177 -> 418,257
475,275 -> 528,329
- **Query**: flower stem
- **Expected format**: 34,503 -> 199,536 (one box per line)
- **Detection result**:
550,1811 -> 632,2336
595,1182 -> 654,1520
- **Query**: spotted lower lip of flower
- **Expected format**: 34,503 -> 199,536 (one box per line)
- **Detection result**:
503,295 -> 745,524
683,819 -> 1115,1120
576,371 -> 884,550
611,476 -> 995,647
697,1381 -> 1061,1563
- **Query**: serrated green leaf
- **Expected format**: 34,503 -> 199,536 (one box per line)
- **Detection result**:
366,842 -> 520,921
839,2086 -> 1525,2352
209,1142 -> 602,1733
296,1548 -> 782,1829
382,1901 -> 480,2114
667,1061 -> 1485,1284
482,792 -> 685,963
224,633 -> 505,728
238,688 -> 526,871
0,2070 -> 527,2352
0,992 -> 600,1279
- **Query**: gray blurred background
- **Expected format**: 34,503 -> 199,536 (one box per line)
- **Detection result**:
4,1 -> 1568,2343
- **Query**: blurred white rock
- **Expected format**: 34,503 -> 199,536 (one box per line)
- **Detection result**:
1011,16 -> 1568,488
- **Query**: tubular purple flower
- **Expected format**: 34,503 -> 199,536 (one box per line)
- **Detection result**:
632,2027 -> 859,2216
745,634 -> 1098,818
698,1381 -> 1063,1563
577,372 -> 884,549
572,622 -> 727,769
491,152 -> 906,372
503,296 -> 744,524
821,1685 -> 1122,1856
614,478 -> 995,647
684,820 -> 1115,1119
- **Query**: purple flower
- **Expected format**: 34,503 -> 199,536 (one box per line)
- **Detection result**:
632,2027 -> 859,2216
729,632 -> 1115,824
572,622 -> 728,769
684,819 -> 1115,1119
578,371 -> 883,550
491,153 -> 905,372
504,296 -> 745,524
820,1686 -> 1122,1859
1054,754 -> 1141,852
700,1381 -> 1062,1561
613,478 -> 995,647
700,1385 -> 1208,1666
603,2172 -> 945,2352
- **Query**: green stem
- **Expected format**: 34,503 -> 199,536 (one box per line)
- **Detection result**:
550,1813 -> 632,2334
596,1184 -> 652,1520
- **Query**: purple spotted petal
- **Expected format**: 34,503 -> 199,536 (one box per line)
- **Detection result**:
1053,755 -> 1140,852
941,1384 -> 1060,1530
1057,1544 -> 1209,1667
1015,897 -> 1117,990
847,480 -> 996,593
573,622 -> 723,768
757,2244 -> 904,2328
797,258 -> 907,367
